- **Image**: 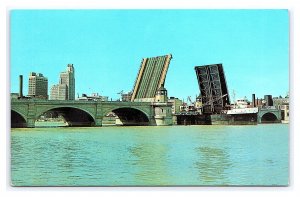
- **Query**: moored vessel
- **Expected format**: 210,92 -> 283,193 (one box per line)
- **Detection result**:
211,98 -> 258,125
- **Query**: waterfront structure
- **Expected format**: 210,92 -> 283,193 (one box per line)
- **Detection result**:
257,106 -> 282,123
168,97 -> 183,125
279,105 -> 289,123
273,95 -> 289,123
28,72 -> 48,99
273,96 -> 289,106
11,99 -> 173,128
131,54 -> 172,102
50,64 -> 75,100
211,107 -> 258,125
194,64 -> 230,114
121,92 -> 132,102
152,86 -> 173,125
168,97 -> 183,114
154,86 -> 168,103
77,93 -> 108,101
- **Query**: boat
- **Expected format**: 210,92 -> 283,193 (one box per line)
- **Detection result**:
211,97 -> 258,125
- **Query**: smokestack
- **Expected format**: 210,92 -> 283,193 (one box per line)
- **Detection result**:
264,95 -> 273,106
19,75 -> 23,98
252,94 -> 256,107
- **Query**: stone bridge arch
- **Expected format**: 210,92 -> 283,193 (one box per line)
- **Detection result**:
36,106 -> 97,127
102,106 -> 152,126
258,110 -> 281,123
11,109 -> 27,128
11,100 -> 171,127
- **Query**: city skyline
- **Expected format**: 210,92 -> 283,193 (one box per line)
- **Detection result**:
10,10 -> 289,101
50,64 -> 75,100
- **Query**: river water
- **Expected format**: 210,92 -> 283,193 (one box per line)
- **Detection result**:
11,124 -> 289,186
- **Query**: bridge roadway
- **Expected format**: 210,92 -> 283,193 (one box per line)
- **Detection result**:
11,99 -> 173,128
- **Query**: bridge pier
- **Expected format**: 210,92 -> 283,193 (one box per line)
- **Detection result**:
95,117 -> 103,127
26,118 -> 36,128
151,103 -> 173,126
258,107 -> 282,123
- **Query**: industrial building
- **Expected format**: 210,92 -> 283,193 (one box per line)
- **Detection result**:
168,97 -> 183,114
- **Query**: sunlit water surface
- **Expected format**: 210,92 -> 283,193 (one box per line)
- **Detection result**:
11,124 -> 289,186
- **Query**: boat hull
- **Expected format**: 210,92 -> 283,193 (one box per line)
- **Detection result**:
211,113 -> 257,125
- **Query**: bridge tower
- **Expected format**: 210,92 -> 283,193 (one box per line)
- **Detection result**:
152,86 -> 173,126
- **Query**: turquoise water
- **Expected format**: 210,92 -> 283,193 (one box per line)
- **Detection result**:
11,124 -> 289,186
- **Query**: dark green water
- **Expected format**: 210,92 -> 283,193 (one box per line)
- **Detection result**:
11,124 -> 289,186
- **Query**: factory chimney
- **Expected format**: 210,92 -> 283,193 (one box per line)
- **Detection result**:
19,75 -> 23,98
252,94 -> 256,107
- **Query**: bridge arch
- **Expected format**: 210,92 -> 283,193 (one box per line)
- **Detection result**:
37,106 -> 96,127
104,107 -> 150,126
11,110 -> 27,128
261,112 -> 279,123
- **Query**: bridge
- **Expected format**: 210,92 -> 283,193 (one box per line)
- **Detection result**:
11,100 -> 173,128
258,107 -> 282,123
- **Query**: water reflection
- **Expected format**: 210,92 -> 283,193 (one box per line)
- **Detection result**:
194,146 -> 232,185
11,125 -> 289,186
128,143 -> 172,185
11,132 -> 106,186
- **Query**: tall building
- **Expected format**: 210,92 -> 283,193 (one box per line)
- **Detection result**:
28,72 -> 48,99
50,84 -> 68,100
60,64 -> 75,100
131,54 -> 172,102
50,64 -> 75,100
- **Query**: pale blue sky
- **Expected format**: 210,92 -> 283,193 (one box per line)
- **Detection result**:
10,10 -> 289,101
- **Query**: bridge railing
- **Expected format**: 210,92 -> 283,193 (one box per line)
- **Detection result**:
11,99 -> 157,107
